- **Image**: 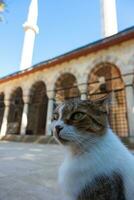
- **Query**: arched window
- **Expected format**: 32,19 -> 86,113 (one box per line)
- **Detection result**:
7,88 -> 24,134
0,93 -> 5,131
88,62 -> 128,137
55,73 -> 80,103
27,81 -> 48,135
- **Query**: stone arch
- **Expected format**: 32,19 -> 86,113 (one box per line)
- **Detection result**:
54,73 -> 80,103
27,81 -> 48,135
88,62 -> 128,137
0,92 -> 5,131
51,67 -> 81,91
7,87 -> 24,134
83,54 -> 125,84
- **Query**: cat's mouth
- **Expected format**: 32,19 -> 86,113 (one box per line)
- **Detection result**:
55,132 -> 69,143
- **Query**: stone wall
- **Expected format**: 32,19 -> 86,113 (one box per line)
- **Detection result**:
0,39 -> 134,137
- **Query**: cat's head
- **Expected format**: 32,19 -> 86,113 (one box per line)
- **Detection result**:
51,97 -> 109,153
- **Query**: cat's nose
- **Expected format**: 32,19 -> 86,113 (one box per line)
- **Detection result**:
55,125 -> 63,134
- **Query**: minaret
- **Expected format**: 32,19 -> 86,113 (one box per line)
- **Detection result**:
100,0 -> 118,38
20,0 -> 39,70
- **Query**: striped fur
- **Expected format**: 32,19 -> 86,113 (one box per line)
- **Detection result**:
51,99 -> 134,200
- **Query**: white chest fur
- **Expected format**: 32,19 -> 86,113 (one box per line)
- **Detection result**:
58,129 -> 134,200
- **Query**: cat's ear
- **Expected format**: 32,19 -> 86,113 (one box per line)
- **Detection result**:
92,94 -> 110,104
91,94 -> 111,113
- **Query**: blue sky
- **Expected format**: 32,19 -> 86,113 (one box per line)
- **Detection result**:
0,0 -> 134,78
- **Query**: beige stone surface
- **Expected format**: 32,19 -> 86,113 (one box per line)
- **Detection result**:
0,142 -> 64,200
0,39 -> 134,94
0,141 -> 133,200
0,37 -> 134,137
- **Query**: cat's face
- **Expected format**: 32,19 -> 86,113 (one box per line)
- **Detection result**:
51,98 -> 108,151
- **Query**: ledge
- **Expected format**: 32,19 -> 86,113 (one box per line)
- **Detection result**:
1,134 -> 134,149
0,134 -> 58,144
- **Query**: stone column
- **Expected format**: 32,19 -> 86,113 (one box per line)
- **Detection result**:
0,97 -> 10,136
46,90 -> 55,135
124,75 -> 134,137
79,84 -> 87,100
20,96 -> 29,135
125,85 -> 134,137
20,95 -> 30,135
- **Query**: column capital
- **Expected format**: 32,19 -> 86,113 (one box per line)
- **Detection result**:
22,89 -> 31,103
78,84 -> 87,94
23,95 -> 30,104
78,84 -> 87,100
4,99 -> 10,107
47,90 -> 55,99
4,92 -> 11,106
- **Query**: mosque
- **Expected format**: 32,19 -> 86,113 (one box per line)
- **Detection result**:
0,0 -> 134,143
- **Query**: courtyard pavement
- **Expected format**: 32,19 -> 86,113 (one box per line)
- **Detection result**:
0,141 -> 133,200
0,141 -> 64,200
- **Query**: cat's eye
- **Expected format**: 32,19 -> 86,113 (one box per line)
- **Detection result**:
52,113 -> 59,121
70,112 -> 85,121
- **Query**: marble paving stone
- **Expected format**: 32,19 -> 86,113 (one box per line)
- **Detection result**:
0,141 -> 133,200
0,142 -> 64,200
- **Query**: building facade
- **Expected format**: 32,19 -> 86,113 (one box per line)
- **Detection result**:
0,27 -> 134,141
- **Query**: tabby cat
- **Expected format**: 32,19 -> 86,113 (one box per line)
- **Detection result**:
51,97 -> 134,200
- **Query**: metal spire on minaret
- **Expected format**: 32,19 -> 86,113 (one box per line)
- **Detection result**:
20,0 -> 39,70
100,0 -> 118,38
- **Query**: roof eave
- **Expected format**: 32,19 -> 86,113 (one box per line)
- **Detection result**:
1,26 -> 134,84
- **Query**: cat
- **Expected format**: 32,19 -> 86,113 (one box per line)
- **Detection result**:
51,97 -> 134,200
